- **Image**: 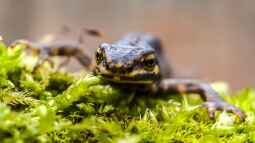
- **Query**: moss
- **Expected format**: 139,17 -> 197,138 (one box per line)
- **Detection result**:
0,39 -> 254,143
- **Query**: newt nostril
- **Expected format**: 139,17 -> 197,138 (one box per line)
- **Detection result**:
105,62 -> 114,70
125,65 -> 133,72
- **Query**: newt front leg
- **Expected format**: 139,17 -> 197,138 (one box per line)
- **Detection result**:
158,79 -> 245,121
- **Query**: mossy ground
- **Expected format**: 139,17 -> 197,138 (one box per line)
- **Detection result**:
0,40 -> 254,143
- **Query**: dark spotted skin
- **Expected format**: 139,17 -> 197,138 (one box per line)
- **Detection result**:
94,33 -> 245,121
10,28 -> 103,69
11,39 -> 91,69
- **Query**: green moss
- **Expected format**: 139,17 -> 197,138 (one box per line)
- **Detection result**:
0,40 -> 254,143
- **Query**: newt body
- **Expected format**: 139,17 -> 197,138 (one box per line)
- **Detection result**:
94,33 -> 245,120
12,32 -> 245,121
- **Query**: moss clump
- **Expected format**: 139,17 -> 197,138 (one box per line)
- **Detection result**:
0,39 -> 254,143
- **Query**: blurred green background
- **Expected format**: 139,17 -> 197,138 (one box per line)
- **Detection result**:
0,0 -> 254,90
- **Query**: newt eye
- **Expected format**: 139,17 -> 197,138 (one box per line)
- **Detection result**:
144,58 -> 156,70
95,48 -> 104,65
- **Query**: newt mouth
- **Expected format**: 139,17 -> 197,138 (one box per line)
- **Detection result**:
94,68 -> 158,84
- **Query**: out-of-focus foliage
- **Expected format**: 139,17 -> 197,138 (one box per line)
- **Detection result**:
0,40 -> 254,143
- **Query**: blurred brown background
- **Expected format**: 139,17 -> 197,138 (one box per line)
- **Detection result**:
0,0 -> 254,90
